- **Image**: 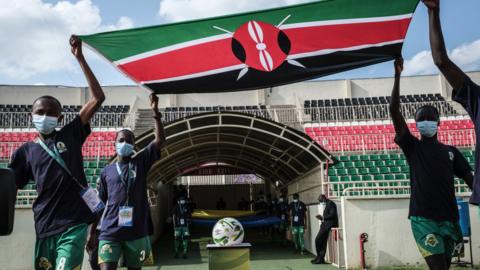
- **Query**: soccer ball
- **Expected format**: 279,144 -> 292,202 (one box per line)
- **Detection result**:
212,217 -> 245,246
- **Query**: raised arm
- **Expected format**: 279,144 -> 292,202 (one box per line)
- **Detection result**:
423,0 -> 466,90
389,57 -> 409,137
70,35 -> 106,125
150,93 -> 166,152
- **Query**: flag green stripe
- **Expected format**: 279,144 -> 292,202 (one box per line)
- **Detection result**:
79,0 -> 418,62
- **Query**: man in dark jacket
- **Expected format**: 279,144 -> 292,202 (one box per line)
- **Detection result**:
311,195 -> 338,264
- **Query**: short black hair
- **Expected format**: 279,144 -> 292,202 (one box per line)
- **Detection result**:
116,129 -> 135,139
415,105 -> 440,122
32,95 -> 62,111
293,193 -> 299,199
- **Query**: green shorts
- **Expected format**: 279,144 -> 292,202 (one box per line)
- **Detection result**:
35,223 -> 87,270
410,216 -> 463,258
174,226 -> 190,237
98,236 -> 152,268
291,226 -> 304,235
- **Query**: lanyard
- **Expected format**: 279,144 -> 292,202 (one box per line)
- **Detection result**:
116,162 -> 135,205
294,202 -> 300,214
37,138 -> 86,189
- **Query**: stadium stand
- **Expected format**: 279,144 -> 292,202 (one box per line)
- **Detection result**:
304,94 -> 457,121
0,104 -> 130,128
163,105 -> 271,122
325,150 -> 474,197
305,118 -> 475,152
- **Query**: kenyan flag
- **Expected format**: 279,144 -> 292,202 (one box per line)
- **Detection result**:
79,0 -> 419,94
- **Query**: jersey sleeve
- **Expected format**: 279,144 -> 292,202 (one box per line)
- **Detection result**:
60,116 -> 92,146
134,142 -> 161,171
452,147 -> 473,179
394,131 -> 417,158
452,77 -> 480,122
8,146 -> 33,189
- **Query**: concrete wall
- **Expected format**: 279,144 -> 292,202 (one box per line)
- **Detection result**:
341,196 -> 480,269
2,72 -> 479,110
287,166 -> 324,204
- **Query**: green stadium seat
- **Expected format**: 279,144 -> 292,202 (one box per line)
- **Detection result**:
380,154 -> 390,160
390,167 -> 401,173
370,155 -> 381,161
336,169 -> 347,176
364,161 -> 375,168
329,176 -> 339,182
375,160 -> 385,167
389,153 -> 401,160
354,161 -> 364,168
85,168 -> 94,176
343,161 -> 354,168
385,174 -> 395,181
401,166 -> 410,173
462,151 -> 473,157
362,175 -> 373,181
328,169 -> 336,176
369,168 -> 380,174
395,174 -> 407,180
339,156 -> 349,161
333,162 -> 344,169
360,155 -> 370,161
347,168 -> 358,175
358,168 -> 369,175
374,174 -> 384,181
341,176 -> 350,181
379,167 -> 390,174
351,175 -> 362,181
349,155 -> 360,161
385,160 -> 395,167
395,160 -> 407,166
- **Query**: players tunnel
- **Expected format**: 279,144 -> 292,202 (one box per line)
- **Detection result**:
133,111 -> 336,241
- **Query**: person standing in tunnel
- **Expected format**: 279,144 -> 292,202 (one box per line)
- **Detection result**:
289,193 -> 307,255
173,195 -> 192,259
88,94 -> 165,270
311,195 -> 338,265
276,196 -> 289,245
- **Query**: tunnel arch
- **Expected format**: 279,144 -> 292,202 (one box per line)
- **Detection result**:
134,111 -> 336,187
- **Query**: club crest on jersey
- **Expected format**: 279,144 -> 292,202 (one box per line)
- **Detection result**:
56,141 -> 67,153
425,234 -> 438,247
38,257 -> 52,270
449,151 -> 454,161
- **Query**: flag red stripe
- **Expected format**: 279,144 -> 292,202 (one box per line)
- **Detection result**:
119,18 -> 411,83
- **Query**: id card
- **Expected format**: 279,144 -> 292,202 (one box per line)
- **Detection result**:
119,206 -> 134,227
180,218 -> 185,225
80,187 -> 105,214
281,214 -> 286,220
294,216 -> 299,222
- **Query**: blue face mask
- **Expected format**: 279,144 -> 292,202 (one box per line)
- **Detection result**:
32,114 -> 58,135
116,142 -> 134,157
416,121 -> 438,137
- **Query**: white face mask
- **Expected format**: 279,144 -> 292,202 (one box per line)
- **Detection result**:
179,200 -> 185,204
293,199 -> 298,203
320,202 -> 326,207
32,114 -> 58,135
279,198 -> 284,203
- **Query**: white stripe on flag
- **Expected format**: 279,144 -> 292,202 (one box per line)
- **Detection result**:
139,39 -> 403,85
114,14 -> 412,66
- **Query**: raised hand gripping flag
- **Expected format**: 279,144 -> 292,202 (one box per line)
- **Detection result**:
79,0 -> 419,94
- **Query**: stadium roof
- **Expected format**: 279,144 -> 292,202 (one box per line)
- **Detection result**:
135,112 -> 336,186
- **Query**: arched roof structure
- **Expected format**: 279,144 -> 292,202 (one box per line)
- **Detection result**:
134,112 -> 336,186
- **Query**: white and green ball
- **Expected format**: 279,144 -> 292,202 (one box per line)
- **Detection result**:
212,217 -> 244,246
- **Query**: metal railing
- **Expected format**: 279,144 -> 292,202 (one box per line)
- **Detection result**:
313,129 -> 476,154
305,101 -> 463,122
0,112 -> 135,129
327,228 -> 344,268
0,141 -> 115,160
323,180 -> 471,198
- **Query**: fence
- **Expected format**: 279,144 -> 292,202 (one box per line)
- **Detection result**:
327,228 -> 345,268
305,101 -> 463,122
323,180 -> 471,198
0,112 -> 135,129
